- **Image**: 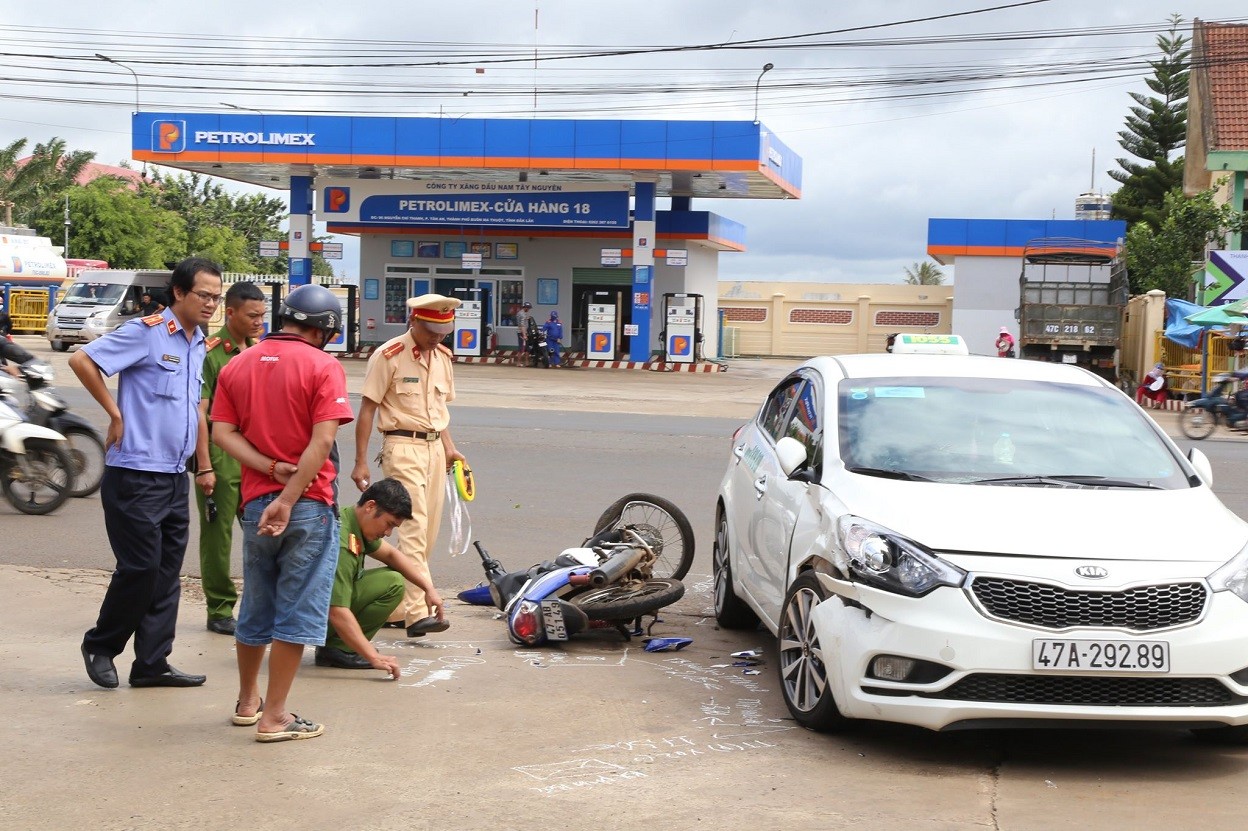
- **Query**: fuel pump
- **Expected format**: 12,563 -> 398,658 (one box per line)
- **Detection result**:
662,293 -> 701,364
586,290 -> 618,360
452,287 -> 483,357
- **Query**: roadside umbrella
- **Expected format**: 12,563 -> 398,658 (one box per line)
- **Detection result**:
1184,305 -> 1248,326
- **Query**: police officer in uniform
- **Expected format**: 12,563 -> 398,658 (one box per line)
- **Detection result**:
351,293 -> 465,638
71,256 -> 221,689
193,281 -> 267,635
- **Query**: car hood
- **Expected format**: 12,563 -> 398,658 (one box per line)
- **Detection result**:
831,475 -> 1248,562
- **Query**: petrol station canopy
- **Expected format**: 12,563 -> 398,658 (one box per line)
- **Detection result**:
131,113 -> 803,201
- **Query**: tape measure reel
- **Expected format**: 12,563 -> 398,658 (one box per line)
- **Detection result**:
452,460 -> 475,502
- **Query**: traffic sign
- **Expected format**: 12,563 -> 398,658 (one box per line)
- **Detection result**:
320,242 -> 343,260
258,240 -> 281,258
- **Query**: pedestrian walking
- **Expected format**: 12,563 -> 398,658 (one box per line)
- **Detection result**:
351,293 -> 464,638
211,284 -> 354,742
193,281 -> 267,636
995,326 -> 1016,358
70,256 -> 221,690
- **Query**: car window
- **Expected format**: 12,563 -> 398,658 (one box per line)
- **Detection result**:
781,379 -> 822,477
758,378 -> 802,443
838,376 -> 1189,489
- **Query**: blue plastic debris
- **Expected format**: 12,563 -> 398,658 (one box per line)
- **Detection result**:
456,584 -> 495,606
643,637 -> 694,653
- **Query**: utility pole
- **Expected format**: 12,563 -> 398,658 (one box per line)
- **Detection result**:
64,194 -> 71,257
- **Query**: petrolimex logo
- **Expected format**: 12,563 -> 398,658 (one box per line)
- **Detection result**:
324,186 -> 350,214
152,120 -> 186,153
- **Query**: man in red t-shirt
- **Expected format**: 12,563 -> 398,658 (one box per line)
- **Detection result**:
212,284 -> 354,743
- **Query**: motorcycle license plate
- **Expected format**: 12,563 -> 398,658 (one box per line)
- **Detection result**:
1032,639 -> 1169,673
540,600 -> 569,641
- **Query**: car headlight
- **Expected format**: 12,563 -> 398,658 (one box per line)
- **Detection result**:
1208,542 -> 1248,603
835,516 -> 967,597
85,313 -> 109,332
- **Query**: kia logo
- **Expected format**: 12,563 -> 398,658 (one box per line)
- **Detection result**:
1075,565 -> 1109,579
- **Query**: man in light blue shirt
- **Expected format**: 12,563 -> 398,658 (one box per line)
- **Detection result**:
71,257 -> 222,690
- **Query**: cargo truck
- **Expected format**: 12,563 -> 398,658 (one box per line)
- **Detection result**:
1017,237 -> 1127,382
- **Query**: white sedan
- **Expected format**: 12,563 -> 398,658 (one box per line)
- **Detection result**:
714,353 -> 1248,739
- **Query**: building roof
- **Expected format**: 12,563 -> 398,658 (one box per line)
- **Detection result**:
15,157 -> 145,189
1194,21 -> 1248,152
129,113 -> 802,200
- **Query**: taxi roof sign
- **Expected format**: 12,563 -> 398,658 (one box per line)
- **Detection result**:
889,333 -> 969,355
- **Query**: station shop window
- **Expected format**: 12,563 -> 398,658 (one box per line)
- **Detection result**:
500,279 -> 523,326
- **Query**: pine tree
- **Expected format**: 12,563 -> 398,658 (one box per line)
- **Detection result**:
1109,15 -> 1189,230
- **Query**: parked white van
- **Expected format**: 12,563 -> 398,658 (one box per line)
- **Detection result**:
45,269 -> 171,351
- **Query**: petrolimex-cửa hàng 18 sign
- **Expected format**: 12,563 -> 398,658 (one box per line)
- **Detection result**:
317,179 -> 630,229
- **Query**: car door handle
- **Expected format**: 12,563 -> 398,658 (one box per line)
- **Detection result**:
733,444 -> 746,464
754,474 -> 767,499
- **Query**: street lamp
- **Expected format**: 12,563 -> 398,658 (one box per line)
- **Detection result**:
95,53 -> 140,114
752,62 -> 774,125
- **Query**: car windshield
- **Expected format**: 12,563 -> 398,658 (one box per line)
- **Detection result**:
838,376 -> 1190,489
63,282 -> 125,305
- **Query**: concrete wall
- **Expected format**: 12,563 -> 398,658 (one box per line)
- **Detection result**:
945,256 -> 1021,356
718,281 -> 954,358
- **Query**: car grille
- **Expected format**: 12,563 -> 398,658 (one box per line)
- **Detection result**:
970,578 -> 1206,631
57,316 -> 86,331
927,673 -> 1239,707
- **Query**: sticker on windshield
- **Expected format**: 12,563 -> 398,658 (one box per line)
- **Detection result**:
874,386 -> 926,398
849,388 -> 869,400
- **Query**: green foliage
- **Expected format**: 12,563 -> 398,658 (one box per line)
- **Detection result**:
1110,15 -> 1189,230
31,178 -> 188,268
0,136 -> 96,226
903,261 -> 944,285
1124,188 -> 1247,297
143,171 -> 288,273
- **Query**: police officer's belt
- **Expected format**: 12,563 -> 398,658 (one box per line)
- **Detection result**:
384,430 -> 440,441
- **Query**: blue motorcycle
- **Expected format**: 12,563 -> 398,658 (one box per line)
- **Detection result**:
471,498 -> 690,646
1180,369 -> 1248,440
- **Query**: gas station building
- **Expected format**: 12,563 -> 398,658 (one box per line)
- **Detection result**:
131,113 -> 802,364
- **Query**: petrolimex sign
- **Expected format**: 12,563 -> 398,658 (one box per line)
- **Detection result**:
317,179 -> 630,229
150,119 -> 315,153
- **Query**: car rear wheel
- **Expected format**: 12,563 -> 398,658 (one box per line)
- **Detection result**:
713,508 -> 758,630
778,572 -> 849,732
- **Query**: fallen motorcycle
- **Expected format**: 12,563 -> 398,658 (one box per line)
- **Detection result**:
472,495 -> 693,645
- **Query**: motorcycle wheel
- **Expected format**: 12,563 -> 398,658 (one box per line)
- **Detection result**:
62,427 -> 105,497
576,578 -> 685,621
593,493 -> 695,580
3,438 -> 74,515
1180,407 -> 1217,440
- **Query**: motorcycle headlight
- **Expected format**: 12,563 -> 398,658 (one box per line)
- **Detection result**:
1208,541 -> 1248,604
834,516 -> 967,597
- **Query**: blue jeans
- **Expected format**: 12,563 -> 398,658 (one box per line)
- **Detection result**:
236,495 -> 338,647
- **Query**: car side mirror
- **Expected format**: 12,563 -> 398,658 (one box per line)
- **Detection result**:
1187,446 -> 1214,487
776,436 -> 808,477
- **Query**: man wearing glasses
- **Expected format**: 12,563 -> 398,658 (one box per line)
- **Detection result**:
70,256 -> 222,690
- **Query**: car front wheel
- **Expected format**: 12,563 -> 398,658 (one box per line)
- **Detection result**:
778,572 -> 849,732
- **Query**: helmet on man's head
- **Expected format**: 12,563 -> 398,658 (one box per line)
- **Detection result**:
549,311 -> 559,321
522,301 -> 532,309
278,284 -> 341,344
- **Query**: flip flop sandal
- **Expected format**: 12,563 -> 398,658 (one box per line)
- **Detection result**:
255,715 -> 324,743
231,698 -> 264,727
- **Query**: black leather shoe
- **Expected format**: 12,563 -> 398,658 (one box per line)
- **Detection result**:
315,647 -> 372,670
206,617 -> 236,636
129,666 -> 207,688
81,643 -> 119,689
407,616 -> 450,637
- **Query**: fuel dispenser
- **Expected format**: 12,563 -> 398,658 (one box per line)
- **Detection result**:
586,290 -> 618,360
452,288 -> 483,357
662,293 -> 702,364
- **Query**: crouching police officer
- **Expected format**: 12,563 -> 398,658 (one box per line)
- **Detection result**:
317,478 -> 445,676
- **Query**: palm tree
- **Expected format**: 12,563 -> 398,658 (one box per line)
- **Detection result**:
0,137 -> 95,226
904,262 -> 945,285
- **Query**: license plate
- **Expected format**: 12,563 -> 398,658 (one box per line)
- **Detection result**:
540,600 -> 568,641
1032,639 -> 1170,673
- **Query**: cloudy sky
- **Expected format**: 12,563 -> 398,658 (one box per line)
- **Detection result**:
1,0 -> 1243,284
